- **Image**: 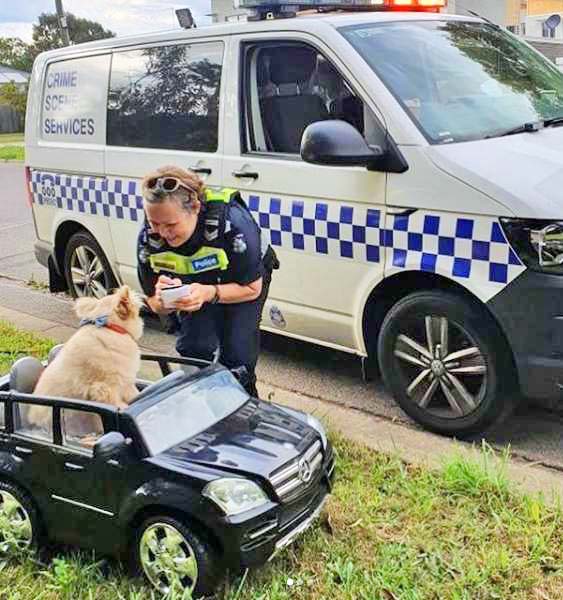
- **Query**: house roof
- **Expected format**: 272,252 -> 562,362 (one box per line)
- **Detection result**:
0,65 -> 30,85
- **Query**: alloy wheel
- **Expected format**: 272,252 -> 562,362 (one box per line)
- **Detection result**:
139,522 -> 199,595
393,315 -> 487,419
0,491 -> 33,552
69,245 -> 108,298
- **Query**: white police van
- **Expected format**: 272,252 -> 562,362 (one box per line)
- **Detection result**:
25,0 -> 563,437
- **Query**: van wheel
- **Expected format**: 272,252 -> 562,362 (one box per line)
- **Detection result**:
63,231 -> 117,299
0,480 -> 42,554
377,291 -> 516,437
132,515 -> 223,598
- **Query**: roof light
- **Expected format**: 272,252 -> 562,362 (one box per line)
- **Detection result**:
235,0 -> 447,19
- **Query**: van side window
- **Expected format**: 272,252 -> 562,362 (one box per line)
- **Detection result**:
243,43 -> 386,155
107,42 -> 223,152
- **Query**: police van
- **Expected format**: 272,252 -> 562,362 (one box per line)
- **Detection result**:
25,0 -> 563,437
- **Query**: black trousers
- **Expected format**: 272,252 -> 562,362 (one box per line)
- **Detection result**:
175,269 -> 272,396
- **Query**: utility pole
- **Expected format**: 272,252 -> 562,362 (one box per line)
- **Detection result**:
55,0 -> 71,46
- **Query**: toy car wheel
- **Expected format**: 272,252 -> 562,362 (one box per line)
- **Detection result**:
64,231 -> 117,299
377,290 -> 516,438
133,515 -> 222,598
0,480 -> 41,553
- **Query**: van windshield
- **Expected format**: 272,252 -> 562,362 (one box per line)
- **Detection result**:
340,20 -> 563,144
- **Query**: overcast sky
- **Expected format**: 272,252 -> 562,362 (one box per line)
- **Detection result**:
0,0 -> 212,42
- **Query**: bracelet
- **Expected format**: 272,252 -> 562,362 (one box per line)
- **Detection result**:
210,284 -> 221,304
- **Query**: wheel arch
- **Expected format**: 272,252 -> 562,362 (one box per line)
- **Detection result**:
126,504 -> 224,560
53,221 -> 121,293
361,270 -> 518,384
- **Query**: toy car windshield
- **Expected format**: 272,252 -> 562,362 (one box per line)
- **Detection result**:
130,367 -> 249,455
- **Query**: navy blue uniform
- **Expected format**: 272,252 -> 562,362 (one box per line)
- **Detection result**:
137,192 -> 276,395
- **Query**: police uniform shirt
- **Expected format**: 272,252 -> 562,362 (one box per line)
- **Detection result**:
137,197 -> 264,297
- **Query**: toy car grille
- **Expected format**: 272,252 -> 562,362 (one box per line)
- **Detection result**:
270,439 -> 323,501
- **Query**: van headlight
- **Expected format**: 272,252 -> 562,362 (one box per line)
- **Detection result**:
202,478 -> 269,515
501,219 -> 563,274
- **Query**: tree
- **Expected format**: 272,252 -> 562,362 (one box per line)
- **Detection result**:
0,82 -> 28,118
0,37 -> 33,73
30,12 -> 115,58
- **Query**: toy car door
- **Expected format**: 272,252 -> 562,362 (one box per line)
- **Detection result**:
46,406 -> 129,554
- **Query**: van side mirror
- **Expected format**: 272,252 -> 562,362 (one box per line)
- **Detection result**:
93,431 -> 129,462
300,120 -> 408,173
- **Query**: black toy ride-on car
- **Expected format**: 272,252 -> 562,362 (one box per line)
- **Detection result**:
0,351 -> 334,597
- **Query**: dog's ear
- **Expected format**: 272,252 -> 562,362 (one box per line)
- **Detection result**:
114,285 -> 134,320
74,297 -> 99,318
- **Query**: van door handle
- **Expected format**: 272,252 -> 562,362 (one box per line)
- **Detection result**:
189,166 -> 212,175
64,462 -> 84,472
232,170 -> 259,180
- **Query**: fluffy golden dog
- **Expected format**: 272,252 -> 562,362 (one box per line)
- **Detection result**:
30,286 -> 143,438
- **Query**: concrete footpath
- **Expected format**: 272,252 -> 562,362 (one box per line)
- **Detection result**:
2,279 -> 563,502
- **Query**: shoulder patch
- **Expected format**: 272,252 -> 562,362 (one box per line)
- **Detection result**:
204,217 -> 220,241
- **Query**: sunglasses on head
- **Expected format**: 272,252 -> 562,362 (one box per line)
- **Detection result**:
145,176 -> 195,195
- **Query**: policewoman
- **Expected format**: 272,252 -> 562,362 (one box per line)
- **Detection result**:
137,166 -> 278,396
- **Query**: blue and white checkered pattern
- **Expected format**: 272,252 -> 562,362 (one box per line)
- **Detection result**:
386,211 -> 524,286
248,195 -> 382,264
30,170 -> 144,222
30,169 -> 526,294
247,194 -> 525,288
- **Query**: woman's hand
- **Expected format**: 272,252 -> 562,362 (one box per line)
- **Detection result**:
148,275 -> 182,313
173,283 -> 215,313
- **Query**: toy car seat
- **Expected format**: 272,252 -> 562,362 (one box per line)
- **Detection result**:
9,356 -> 44,393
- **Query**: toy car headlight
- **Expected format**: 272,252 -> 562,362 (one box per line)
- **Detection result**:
279,406 -> 328,450
202,478 -> 269,516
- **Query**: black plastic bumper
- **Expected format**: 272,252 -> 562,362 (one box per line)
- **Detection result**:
213,467 -> 333,571
34,240 -> 67,292
488,269 -> 563,403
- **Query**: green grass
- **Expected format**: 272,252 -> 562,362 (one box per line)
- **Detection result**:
1,321 -> 563,599
0,145 -> 24,161
0,321 -> 53,375
0,132 -> 23,144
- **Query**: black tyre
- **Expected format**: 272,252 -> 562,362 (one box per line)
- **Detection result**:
63,231 -> 118,299
0,480 -> 42,554
132,515 -> 223,598
377,291 -> 516,437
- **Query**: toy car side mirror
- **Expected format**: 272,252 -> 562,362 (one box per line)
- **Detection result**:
93,431 -> 129,462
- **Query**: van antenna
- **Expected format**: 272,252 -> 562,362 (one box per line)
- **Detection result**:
463,8 -> 498,27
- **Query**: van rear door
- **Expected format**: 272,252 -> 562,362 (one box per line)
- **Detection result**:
27,52 -> 113,260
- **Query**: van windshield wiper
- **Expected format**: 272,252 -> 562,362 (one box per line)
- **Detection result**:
544,116 -> 563,128
484,121 -> 543,139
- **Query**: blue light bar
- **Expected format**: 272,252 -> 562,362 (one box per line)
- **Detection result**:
234,0 -> 446,17
235,0 -> 386,6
